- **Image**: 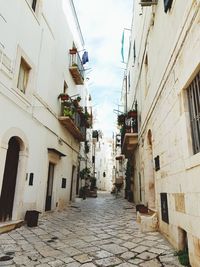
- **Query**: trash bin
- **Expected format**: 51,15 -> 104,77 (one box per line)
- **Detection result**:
25,210 -> 40,227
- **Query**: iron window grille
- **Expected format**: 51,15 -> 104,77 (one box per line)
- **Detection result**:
154,155 -> 160,171
61,178 -> 67,188
160,193 -> 169,224
187,71 -> 200,154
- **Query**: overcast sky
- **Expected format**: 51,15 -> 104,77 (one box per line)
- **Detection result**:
73,0 -> 133,138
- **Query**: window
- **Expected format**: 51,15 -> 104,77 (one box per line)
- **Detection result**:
164,0 -> 173,13
160,193 -> 169,224
133,41 -> 136,64
128,72 -> 130,92
17,58 -> 30,94
61,178 -> 67,189
26,0 -> 39,13
32,0 -> 37,11
154,155 -> 160,171
29,173 -> 34,186
187,71 -> 200,154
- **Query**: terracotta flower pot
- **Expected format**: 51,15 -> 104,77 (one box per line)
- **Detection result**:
69,48 -> 77,54
58,93 -> 69,101
128,110 -> 137,118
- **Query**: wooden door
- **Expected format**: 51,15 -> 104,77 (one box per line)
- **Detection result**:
70,166 -> 75,201
45,163 -> 55,211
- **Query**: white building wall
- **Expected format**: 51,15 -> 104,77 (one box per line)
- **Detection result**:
95,138 -> 113,192
0,0 -> 87,221
126,0 -> 200,266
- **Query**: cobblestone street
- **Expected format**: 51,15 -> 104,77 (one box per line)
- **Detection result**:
0,193 -> 181,267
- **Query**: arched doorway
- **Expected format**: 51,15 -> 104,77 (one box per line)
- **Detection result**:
0,137 -> 20,221
147,129 -> 155,209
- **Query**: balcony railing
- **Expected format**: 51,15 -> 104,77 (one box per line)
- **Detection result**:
58,104 -> 86,142
140,0 -> 158,7
69,50 -> 84,85
121,115 -> 138,157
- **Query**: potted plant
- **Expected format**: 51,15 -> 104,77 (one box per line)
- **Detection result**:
128,110 -> 137,118
69,48 -> 77,54
117,114 -> 125,126
63,107 -> 74,118
76,96 -> 81,102
72,63 -> 78,67
175,249 -> 190,266
58,93 -> 70,101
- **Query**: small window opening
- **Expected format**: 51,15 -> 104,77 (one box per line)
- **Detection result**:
29,173 -> 34,186
32,0 -> 38,12
17,58 -> 31,94
61,178 -> 67,188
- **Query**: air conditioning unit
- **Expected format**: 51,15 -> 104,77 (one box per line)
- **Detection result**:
140,0 -> 158,7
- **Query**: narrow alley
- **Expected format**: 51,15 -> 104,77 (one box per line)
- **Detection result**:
0,193 -> 181,267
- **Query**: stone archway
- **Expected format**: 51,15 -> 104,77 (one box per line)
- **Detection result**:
0,128 -> 29,221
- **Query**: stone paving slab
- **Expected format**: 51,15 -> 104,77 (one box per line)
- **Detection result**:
0,192 -> 181,266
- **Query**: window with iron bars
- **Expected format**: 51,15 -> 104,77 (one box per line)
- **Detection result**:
187,71 -> 200,154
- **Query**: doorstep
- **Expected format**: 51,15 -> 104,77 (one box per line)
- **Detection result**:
0,220 -> 24,234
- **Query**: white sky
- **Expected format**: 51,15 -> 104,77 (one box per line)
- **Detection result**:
73,0 -> 133,138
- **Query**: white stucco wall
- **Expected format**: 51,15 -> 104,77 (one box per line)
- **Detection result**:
95,138 -> 113,192
125,1 -> 200,266
0,0 -> 87,221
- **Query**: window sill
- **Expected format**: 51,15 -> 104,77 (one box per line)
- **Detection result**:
185,152 -> 200,170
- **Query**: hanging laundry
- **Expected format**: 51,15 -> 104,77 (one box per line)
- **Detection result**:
82,51 -> 89,64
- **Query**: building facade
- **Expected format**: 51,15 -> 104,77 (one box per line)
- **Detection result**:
95,134 -> 113,192
0,0 -> 90,223
120,0 -> 200,266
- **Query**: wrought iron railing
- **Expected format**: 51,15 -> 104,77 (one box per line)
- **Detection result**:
69,52 -> 84,81
121,116 -> 138,148
72,112 -> 86,139
60,103 -> 86,140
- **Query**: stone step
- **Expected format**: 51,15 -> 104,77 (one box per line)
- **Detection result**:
0,220 -> 24,234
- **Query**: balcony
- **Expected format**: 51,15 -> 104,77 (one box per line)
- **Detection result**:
121,115 -> 138,158
58,101 -> 87,142
140,0 -> 158,6
69,49 -> 84,85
